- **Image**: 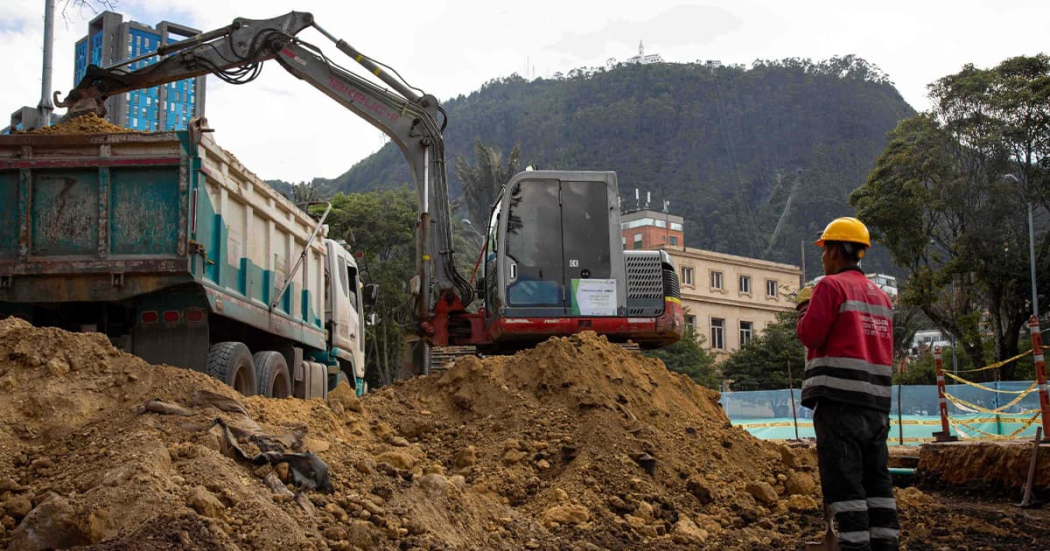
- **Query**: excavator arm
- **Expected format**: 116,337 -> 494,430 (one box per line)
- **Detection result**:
57,11 -> 473,331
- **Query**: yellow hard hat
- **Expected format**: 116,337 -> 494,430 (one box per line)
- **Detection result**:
815,217 -> 870,248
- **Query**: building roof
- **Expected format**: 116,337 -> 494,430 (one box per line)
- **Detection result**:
657,245 -> 801,275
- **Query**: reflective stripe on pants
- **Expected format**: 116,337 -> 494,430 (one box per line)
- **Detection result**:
814,400 -> 900,551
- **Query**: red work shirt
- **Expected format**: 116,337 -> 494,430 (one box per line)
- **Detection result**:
797,267 -> 894,412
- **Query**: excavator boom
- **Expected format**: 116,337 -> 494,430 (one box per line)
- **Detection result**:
56,11 -> 472,332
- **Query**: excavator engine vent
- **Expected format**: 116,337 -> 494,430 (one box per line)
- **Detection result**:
625,252 -> 664,316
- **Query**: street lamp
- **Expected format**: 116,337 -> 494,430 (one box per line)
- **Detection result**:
1004,174 -> 1038,317
461,219 -> 485,247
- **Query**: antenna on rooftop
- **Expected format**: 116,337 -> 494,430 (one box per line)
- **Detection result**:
634,188 -> 640,211
663,200 -> 670,213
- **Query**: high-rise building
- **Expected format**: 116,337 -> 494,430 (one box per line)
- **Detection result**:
73,11 -> 206,131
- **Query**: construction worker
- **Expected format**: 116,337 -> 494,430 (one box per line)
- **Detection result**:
796,217 -> 899,551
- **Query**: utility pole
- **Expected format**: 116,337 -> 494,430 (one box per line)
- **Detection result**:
800,239 -> 806,288
38,0 -> 56,127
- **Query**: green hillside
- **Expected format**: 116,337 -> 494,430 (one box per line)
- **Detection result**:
313,55 -> 914,276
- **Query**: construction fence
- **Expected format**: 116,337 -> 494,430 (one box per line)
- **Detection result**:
726,316 -> 1050,445
722,380 -> 1041,445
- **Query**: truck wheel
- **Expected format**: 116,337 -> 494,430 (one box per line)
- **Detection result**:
207,342 -> 257,396
253,351 -> 291,398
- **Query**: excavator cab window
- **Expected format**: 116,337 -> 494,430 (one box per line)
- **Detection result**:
505,180 -> 563,307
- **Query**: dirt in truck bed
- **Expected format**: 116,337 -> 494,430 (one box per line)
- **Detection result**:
0,318 -> 1046,550
17,113 -> 141,135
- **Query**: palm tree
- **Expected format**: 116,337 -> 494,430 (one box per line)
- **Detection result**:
453,140 -> 521,226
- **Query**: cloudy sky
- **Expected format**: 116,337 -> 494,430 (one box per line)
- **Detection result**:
2,0 -> 1048,183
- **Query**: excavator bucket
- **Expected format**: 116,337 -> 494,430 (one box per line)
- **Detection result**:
61,97 -> 108,121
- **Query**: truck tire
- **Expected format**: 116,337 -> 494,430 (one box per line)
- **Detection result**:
207,342 -> 257,396
253,351 -> 291,398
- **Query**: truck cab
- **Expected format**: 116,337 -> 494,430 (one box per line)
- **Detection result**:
324,239 -> 371,389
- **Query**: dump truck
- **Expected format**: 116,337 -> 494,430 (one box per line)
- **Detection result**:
0,121 -> 375,398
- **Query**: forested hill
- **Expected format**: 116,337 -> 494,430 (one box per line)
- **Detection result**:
312,56 -> 915,274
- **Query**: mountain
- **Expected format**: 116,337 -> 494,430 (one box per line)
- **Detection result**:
317,55 -> 915,276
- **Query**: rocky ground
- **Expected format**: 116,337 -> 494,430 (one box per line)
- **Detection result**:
0,318 -> 1047,550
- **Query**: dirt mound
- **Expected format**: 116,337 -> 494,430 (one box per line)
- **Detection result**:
19,113 -> 140,135
366,332 -> 821,547
0,321 -> 1046,549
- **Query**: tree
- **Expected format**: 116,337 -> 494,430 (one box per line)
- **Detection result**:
291,182 -> 324,207
645,326 -> 719,389
321,188 -> 418,388
892,304 -> 924,374
62,0 -> 117,21
721,311 -> 806,391
851,55 -> 1050,379
453,140 -> 521,226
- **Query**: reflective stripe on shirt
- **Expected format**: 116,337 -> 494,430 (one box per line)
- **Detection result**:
839,299 -> 893,319
803,374 -> 893,398
806,356 -> 894,378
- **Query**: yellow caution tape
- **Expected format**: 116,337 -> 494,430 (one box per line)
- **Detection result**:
954,349 -> 1033,374
735,421 -> 815,429
944,389 -> 1038,414
948,412 -> 1041,440
943,371 -> 1036,394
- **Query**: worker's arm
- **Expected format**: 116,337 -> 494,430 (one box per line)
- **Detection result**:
796,280 -> 840,349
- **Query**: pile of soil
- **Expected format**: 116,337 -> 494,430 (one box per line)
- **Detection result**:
19,113 -> 139,135
0,319 -> 1046,550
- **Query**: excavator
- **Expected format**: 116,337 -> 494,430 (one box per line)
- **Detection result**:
54,11 -> 684,371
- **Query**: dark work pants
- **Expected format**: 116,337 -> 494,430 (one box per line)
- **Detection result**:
814,400 -> 900,551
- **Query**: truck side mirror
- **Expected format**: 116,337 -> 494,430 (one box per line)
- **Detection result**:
363,284 -> 379,306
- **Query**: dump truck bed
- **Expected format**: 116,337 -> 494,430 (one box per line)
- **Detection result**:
0,129 -> 328,350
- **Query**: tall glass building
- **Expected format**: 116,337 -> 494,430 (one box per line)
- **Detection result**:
73,11 -> 206,131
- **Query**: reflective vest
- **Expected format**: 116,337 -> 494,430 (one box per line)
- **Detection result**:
797,267 -> 894,412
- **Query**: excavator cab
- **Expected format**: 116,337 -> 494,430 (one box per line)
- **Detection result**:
489,171 -> 623,318
475,171 -> 683,353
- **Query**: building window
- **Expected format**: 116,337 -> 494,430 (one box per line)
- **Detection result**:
669,236 -> 678,246
685,315 -> 696,334
711,318 -> 725,349
681,266 -> 694,286
621,236 -> 626,250
739,275 -> 751,294
633,233 -> 643,250
711,271 -> 723,290
740,321 -> 753,346
766,279 -> 777,298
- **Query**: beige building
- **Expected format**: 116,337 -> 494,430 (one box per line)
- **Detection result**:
620,209 -> 803,358
662,246 -> 800,358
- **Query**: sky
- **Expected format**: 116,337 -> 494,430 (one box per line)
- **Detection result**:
1,0 -> 1048,184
